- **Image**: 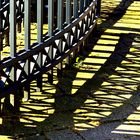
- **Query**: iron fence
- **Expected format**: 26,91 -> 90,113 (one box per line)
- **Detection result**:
0,0 -> 101,114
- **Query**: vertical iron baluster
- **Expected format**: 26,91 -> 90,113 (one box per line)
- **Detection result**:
24,0 -> 30,51
10,0 -> 16,57
57,0 -> 63,30
66,0 -> 71,24
37,0 -> 43,43
73,0 -> 79,61
84,0 -> 89,32
79,0 -> 85,55
48,0 -> 54,83
37,0 -> 43,91
10,0 -> 16,85
73,0 -> 79,37
9,0 -> 20,113
48,0 -> 54,36
57,0 -> 63,77
65,0 -> 71,67
24,0 -> 30,101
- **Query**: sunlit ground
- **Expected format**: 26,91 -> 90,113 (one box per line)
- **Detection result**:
0,0 -> 140,139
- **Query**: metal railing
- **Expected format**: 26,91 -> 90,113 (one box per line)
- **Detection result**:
0,0 -> 24,50
0,0 -> 101,114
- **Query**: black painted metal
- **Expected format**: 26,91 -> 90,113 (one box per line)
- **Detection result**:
0,0 -> 100,114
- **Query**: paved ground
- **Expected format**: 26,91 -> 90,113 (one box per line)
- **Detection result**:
0,0 -> 140,139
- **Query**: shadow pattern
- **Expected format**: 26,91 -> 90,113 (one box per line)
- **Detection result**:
0,0 -> 140,139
